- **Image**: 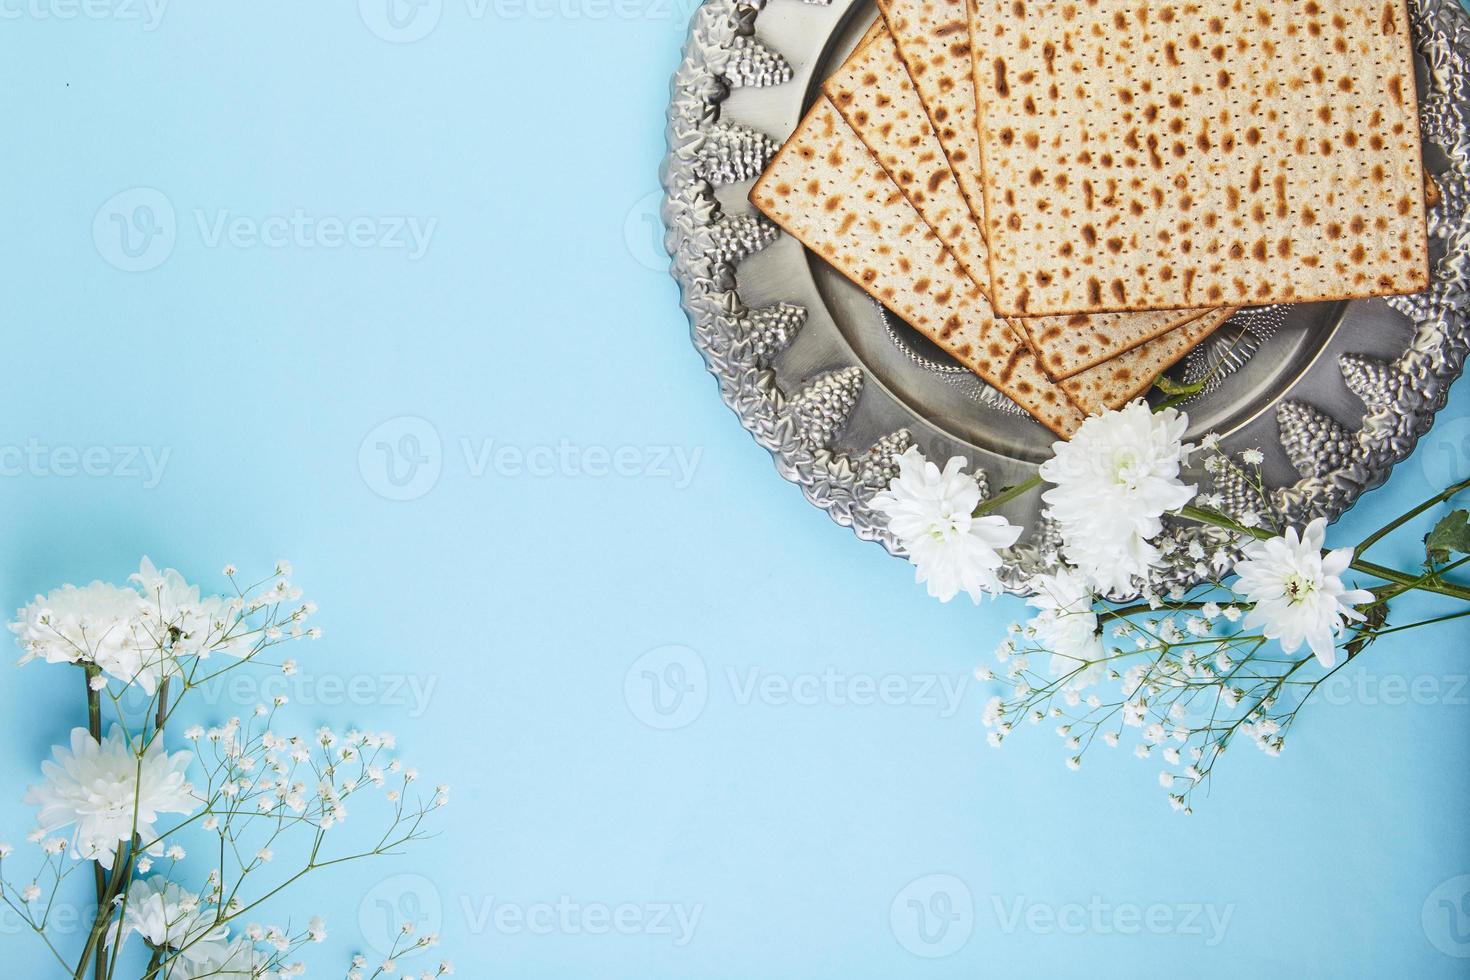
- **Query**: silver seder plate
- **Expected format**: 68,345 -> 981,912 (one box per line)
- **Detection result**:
662,0 -> 1470,593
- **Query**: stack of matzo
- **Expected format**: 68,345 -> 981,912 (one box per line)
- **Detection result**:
749,0 -> 1429,438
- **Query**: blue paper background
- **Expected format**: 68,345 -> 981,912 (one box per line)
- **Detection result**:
2,1 -> 1470,976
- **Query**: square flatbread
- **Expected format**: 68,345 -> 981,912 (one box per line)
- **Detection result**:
972,0 -> 1431,315
819,31 -> 1233,412
872,0 -> 1215,372
825,23 -> 1220,378
750,99 -> 1086,437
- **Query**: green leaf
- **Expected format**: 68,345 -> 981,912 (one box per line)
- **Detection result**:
1426,509 -> 1470,564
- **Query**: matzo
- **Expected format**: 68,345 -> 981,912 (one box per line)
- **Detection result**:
825,25 -> 1220,378
973,0 -> 1431,315
1061,307 -> 1234,415
749,99 -> 1086,437
874,0 -> 990,234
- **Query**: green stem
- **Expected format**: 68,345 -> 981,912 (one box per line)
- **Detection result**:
1179,505 -> 1272,541
83,667 -> 106,980
974,475 -> 1043,517
72,843 -> 127,980
105,756 -> 150,980
1355,475 -> 1470,559
1365,554 -> 1470,609
1352,557 -> 1470,601
84,667 -> 101,741
1369,607 -> 1470,639
154,678 -> 170,737
1102,601 -> 1205,620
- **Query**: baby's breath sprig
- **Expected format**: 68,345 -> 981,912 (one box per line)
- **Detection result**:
874,397 -> 1470,813
0,560 -> 451,979
975,438 -> 1470,812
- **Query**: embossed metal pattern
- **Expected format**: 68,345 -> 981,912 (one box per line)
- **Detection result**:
662,0 -> 1470,594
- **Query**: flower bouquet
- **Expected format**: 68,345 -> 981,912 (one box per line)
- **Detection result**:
875,401 -> 1470,811
0,560 -> 451,979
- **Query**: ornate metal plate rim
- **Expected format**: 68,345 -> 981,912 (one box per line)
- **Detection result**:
661,0 -> 1470,595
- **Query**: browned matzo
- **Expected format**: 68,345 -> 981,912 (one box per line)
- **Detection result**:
750,99 -> 1087,437
825,24 -> 1222,378
1061,308 -> 1235,415
972,0 -> 1431,315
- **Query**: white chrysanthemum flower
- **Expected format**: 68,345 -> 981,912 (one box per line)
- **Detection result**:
130,558 -> 232,659
24,726 -> 197,868
109,877 -> 230,964
1039,401 -> 1196,596
1024,569 -> 1105,691
8,582 -> 153,686
1233,518 -> 1374,667
872,447 -> 1023,602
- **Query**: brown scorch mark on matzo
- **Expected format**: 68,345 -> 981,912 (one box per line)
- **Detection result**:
855,7 -> 1220,378
748,98 -> 1086,437
972,0 -> 1431,315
